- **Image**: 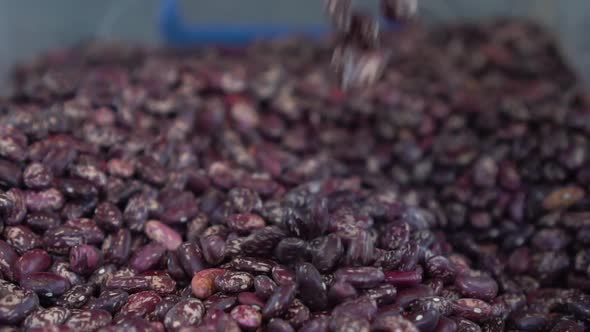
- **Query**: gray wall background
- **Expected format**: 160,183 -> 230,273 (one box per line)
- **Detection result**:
1,0 -> 589,90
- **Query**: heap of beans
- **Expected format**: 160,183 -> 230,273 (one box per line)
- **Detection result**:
0,19 -> 588,332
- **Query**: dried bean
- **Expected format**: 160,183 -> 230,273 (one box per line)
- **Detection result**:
176,243 -> 205,277
69,245 -> 101,275
254,275 -> 277,300
129,243 -> 166,273
328,281 -> 358,304
102,229 -> 131,265
20,272 -> 71,298
64,309 -> 112,331
24,306 -> 71,329
262,283 -> 297,319
296,262 -> 328,311
191,268 -> 226,299
145,220 -> 182,251
334,266 -> 385,288
55,284 -> 94,308
215,271 -> 254,293
5,225 -> 41,254
230,305 -> 262,330
0,240 -> 19,281
0,289 -> 39,324
118,291 -> 162,318
164,298 -> 205,332
86,289 -> 129,313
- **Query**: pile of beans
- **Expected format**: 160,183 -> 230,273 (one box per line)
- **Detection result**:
0,19 -> 588,332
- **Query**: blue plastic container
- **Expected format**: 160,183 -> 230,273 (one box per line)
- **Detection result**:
159,0 -> 400,46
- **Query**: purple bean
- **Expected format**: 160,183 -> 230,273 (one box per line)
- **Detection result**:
231,256 -> 275,274
55,284 -> 94,308
509,310 -> 548,331
384,270 -> 423,287
262,283 -> 297,319
93,202 -> 123,232
102,229 -> 131,265
158,191 -> 199,224
364,284 -> 398,306
164,298 -> 205,332
20,272 -> 71,298
407,296 -> 453,316
5,225 -> 41,254
271,265 -> 296,286
433,316 -> 458,332
25,211 -> 61,232
25,188 -> 64,212
204,293 -> 237,312
105,276 -> 149,293
69,244 -> 102,275
215,271 -> 254,293
0,289 -> 39,324
426,256 -> 457,282
394,286 -> 434,308
451,298 -> 493,322
237,292 -> 266,309
24,306 -> 71,329
404,308 -> 440,332
0,240 -> 19,280
284,298 -> 310,329
64,309 -> 112,331
86,289 -> 129,313
373,314 -> 420,332
142,271 -> 177,294
328,281 -> 358,305
230,304 -> 262,331
118,290 -> 162,318
454,274 -> 498,301
176,242 -> 206,277
200,235 -> 226,265
267,318 -> 295,332
129,243 -> 166,273
227,213 -> 266,234
550,319 -> 585,332
51,262 -> 84,287
145,220 -> 183,251
334,266 -> 385,288
254,275 -> 277,300
296,262 -> 328,311
23,163 -> 53,189
0,160 -> 22,189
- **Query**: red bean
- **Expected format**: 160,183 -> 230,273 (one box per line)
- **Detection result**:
191,268 -> 226,299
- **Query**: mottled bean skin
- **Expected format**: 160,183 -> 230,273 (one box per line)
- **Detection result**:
0,18 -> 588,332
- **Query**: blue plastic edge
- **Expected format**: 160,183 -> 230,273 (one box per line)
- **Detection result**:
159,0 -> 400,46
